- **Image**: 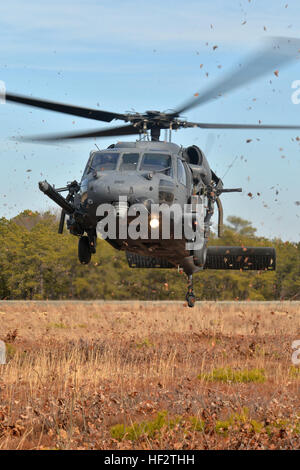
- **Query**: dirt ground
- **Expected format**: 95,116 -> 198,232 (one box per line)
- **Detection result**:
0,301 -> 299,450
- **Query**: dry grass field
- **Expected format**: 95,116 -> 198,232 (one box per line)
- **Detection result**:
0,301 -> 300,450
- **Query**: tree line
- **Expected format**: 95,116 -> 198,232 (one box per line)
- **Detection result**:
0,210 -> 299,300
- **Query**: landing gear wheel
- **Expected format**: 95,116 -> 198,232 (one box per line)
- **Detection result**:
78,236 -> 91,264
186,274 -> 196,308
186,292 -> 196,308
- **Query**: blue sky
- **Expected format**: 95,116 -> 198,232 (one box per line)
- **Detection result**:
1,0 -> 300,240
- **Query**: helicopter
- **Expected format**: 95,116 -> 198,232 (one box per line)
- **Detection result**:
4,36 -> 300,306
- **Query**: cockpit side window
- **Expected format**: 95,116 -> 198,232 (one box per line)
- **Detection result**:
82,156 -> 93,178
89,152 -> 120,172
119,153 -> 140,171
177,158 -> 187,186
140,153 -> 173,176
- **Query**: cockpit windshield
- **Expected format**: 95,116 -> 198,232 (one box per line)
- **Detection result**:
119,153 -> 139,171
140,153 -> 172,175
86,151 -> 173,175
90,152 -> 119,171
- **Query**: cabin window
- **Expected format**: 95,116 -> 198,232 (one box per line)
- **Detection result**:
119,153 -> 139,171
90,152 -> 120,172
140,153 -> 172,176
177,158 -> 187,185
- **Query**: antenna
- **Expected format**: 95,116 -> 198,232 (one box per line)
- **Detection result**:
222,155 -> 239,180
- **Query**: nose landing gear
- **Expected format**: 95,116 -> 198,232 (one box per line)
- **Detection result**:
186,274 -> 196,308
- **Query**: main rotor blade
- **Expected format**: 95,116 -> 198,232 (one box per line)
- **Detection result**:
184,121 -> 300,130
17,124 -> 140,143
171,36 -> 300,117
5,92 -> 127,123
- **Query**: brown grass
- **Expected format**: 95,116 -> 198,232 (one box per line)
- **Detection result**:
0,301 -> 299,450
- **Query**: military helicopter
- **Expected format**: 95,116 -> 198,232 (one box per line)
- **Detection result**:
4,36 -> 300,306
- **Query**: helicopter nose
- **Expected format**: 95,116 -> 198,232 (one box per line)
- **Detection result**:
87,172 -> 158,207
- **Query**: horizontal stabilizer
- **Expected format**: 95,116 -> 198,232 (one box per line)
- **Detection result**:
126,246 -> 276,271
204,246 -> 276,271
